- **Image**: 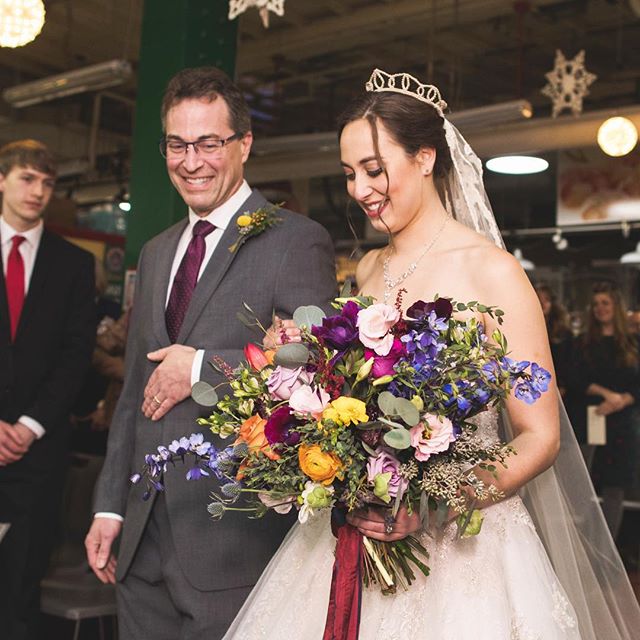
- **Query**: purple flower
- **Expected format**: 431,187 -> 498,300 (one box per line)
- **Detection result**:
364,337 -> 407,378
515,381 -> 541,404
267,366 -> 313,401
407,298 -> 453,321
265,406 -> 300,446
366,448 -> 409,499
502,357 -> 530,376
186,466 -> 209,481
312,301 -> 360,351
530,363 -> 551,393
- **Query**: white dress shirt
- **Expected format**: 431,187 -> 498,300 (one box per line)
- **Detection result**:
0,215 -> 46,439
95,181 -> 253,522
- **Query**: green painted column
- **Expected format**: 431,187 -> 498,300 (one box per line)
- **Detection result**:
125,0 -> 238,268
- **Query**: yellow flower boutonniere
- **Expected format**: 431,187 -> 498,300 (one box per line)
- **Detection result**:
229,203 -> 283,252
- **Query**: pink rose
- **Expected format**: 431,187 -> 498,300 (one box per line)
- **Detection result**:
289,385 -> 330,419
366,448 -> 408,499
410,414 -> 455,462
267,366 -> 313,401
357,304 -> 401,356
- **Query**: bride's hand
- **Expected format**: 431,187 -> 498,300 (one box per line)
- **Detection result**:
263,315 -> 302,349
346,505 -> 422,542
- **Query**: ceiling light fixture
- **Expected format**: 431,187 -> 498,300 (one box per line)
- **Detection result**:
513,248 -> 536,271
597,116 -> 638,157
486,155 -> 549,175
620,242 -> 640,265
3,59 -> 133,108
0,0 -> 45,48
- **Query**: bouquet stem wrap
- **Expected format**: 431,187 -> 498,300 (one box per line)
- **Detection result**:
323,511 -> 362,640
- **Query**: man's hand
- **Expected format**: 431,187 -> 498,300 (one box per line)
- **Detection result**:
142,344 -> 196,421
85,517 -> 121,584
0,420 -> 31,466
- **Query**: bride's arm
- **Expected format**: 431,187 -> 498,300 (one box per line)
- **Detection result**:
476,249 -> 560,502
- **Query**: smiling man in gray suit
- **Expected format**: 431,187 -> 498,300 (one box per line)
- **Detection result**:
84,67 -> 336,639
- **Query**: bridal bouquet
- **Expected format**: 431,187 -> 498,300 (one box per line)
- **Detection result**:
134,292 -> 550,598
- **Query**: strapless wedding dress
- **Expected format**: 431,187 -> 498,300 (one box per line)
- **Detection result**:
224,410 -> 581,639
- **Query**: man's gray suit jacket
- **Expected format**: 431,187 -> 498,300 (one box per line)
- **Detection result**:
93,189 -> 336,591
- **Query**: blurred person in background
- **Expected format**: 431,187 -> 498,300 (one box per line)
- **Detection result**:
0,139 -> 95,640
535,282 -> 573,397
567,281 -> 640,539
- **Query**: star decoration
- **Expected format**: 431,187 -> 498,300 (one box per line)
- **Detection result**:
228,0 -> 285,28
541,50 -> 597,117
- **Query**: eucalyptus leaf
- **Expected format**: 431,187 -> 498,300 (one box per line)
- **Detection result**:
383,428 -> 411,450
274,342 -> 310,369
378,416 -> 404,430
236,311 -> 254,328
394,398 -> 420,426
293,305 -> 326,330
191,381 -> 219,407
377,391 -> 397,416
361,441 -> 378,457
339,277 -> 354,298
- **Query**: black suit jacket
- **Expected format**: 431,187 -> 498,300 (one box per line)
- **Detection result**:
0,229 -> 96,477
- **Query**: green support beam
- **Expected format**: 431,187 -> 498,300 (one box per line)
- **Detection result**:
126,0 -> 238,269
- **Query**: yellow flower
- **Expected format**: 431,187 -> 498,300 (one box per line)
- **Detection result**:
321,397 -> 369,426
237,214 -> 253,227
298,445 -> 343,485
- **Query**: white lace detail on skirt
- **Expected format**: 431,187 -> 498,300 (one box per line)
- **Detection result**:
224,409 -> 582,640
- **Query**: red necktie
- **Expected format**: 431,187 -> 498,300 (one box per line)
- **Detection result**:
6,235 -> 26,341
165,220 -> 215,343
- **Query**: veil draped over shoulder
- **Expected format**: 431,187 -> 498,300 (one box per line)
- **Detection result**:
443,118 -> 640,640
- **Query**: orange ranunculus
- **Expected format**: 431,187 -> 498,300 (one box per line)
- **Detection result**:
236,414 -> 280,461
298,444 -> 343,486
244,343 -> 270,371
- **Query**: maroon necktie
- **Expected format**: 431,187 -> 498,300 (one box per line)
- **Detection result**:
165,220 -> 215,343
6,235 -> 26,342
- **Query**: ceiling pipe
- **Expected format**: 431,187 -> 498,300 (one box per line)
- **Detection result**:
246,104 -> 640,183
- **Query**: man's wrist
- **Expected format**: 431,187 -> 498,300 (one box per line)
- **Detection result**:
17,415 -> 45,440
94,512 -> 124,522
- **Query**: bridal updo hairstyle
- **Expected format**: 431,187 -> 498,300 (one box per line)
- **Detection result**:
337,90 -> 453,179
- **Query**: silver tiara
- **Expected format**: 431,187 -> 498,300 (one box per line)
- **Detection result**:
365,69 -> 447,115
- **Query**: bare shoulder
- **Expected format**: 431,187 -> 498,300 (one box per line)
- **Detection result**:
356,248 -> 384,289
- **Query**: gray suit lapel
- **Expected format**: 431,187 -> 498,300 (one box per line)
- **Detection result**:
176,189 -> 269,344
153,220 -> 188,345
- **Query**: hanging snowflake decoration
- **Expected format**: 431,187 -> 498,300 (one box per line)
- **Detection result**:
228,0 -> 285,28
541,50 -> 597,117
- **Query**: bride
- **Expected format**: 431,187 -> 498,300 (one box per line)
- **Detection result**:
224,70 -> 640,639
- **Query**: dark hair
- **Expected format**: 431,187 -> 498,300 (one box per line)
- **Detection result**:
160,66 -> 251,135
337,90 -> 452,178
0,139 -> 57,177
534,282 -> 571,343
585,281 -> 638,368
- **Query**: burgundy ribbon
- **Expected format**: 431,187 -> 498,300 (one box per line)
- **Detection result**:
322,515 -> 362,640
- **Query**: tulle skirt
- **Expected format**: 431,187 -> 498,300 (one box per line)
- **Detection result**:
224,495 -> 581,639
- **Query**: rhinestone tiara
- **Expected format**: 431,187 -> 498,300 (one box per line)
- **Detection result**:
365,68 -> 447,115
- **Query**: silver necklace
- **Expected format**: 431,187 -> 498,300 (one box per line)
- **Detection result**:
382,213 -> 451,303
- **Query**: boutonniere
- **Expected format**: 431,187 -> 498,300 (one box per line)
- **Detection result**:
229,203 -> 283,253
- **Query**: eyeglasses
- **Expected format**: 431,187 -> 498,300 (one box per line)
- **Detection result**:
159,133 -> 242,158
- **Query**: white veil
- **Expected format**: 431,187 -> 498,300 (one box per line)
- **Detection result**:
443,118 -> 640,640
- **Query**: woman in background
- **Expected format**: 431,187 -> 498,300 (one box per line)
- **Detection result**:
568,281 -> 640,538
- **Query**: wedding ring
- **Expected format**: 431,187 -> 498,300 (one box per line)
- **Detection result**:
152,395 -> 162,405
